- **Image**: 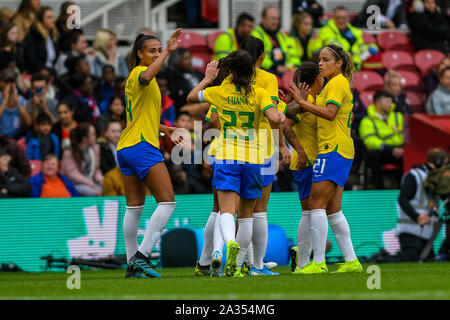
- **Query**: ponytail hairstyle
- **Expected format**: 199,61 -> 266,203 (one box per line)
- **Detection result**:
70,122 -> 92,168
324,44 -> 355,82
241,36 -> 264,66
219,50 -> 255,96
293,61 -> 320,87
129,33 -> 160,71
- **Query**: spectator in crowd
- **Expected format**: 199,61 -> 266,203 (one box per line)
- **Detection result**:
98,120 -> 121,175
95,65 -> 116,114
63,72 -> 100,125
102,167 -> 151,197
26,73 -> 58,126
310,6 -> 378,70
0,133 -> 31,178
292,0 -> 324,28
22,6 -> 59,74
57,54 -> 93,100
0,8 -> 14,28
55,1 -> 83,53
167,47 -> 205,112
157,74 -> 176,128
353,0 -> 409,29
384,70 -> 413,115
187,159 -> 213,194
95,95 -> 125,135
29,153 -> 79,197
290,11 -> 315,61
426,66 -> 450,114
26,112 -> 59,160
410,0 -> 450,54
11,0 -> 41,42
213,13 -> 255,60
0,23 -> 20,62
0,69 -> 31,139
51,102 -> 77,156
91,29 -> 128,79
61,122 -> 103,196
423,55 -> 450,95
0,147 -> 31,197
55,32 -> 89,77
251,6 -> 300,76
359,90 -> 404,189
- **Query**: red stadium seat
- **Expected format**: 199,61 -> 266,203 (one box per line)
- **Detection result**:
382,51 -> 417,72
353,71 -> 384,92
207,30 -> 224,51
29,160 -> 42,177
377,30 -> 414,51
359,91 -> 375,108
405,91 -> 427,113
362,32 -> 376,44
201,0 -> 218,23
281,71 -> 295,91
382,164 -> 401,170
179,31 -> 207,49
384,70 -> 423,91
190,47 -> 214,73
414,49 -> 446,76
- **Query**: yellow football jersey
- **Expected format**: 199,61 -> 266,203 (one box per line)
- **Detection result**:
289,95 -> 318,171
201,79 -> 274,164
205,105 -> 218,157
117,65 -> 161,151
315,73 -> 354,159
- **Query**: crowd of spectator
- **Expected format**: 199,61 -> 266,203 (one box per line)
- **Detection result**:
0,0 -> 449,199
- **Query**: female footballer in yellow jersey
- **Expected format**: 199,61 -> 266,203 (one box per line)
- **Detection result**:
116,29 -> 182,279
187,51 -> 285,277
289,44 -> 362,274
282,62 -> 322,272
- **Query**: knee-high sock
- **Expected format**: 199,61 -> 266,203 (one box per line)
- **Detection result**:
138,202 -> 176,257
245,242 -> 254,266
236,218 -> 253,268
297,210 -> 312,268
213,211 -> 224,254
252,212 -> 268,270
310,209 -> 328,263
219,213 -> 236,244
199,212 -> 218,266
123,205 -> 144,262
328,211 -> 357,261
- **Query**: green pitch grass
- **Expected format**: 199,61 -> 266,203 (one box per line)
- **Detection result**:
1,263 -> 449,300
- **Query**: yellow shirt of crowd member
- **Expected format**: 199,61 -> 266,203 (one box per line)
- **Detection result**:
315,73 -> 354,159
117,65 -> 161,151
199,78 -> 275,164
289,95 -> 318,171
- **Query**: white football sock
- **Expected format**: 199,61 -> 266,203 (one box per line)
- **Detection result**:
138,202 -> 176,257
328,211 -> 357,261
252,212 -> 268,270
245,242 -> 254,266
213,211 -> 224,254
219,213 -> 236,244
123,205 -> 144,262
297,210 -> 312,269
310,209 -> 328,263
236,218 -> 253,268
199,212 -> 218,266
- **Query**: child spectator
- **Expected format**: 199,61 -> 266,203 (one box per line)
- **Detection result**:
95,65 -> 116,114
426,66 -> 450,114
0,69 -> 31,139
0,133 -> 31,178
95,95 -> 125,135
0,147 -> 31,198
29,153 -> 78,197
61,122 -> 103,196
91,29 -> 128,79
11,0 -> 41,42
51,102 -> 77,156
26,72 -> 58,126
22,6 -> 59,74
26,112 -> 59,160
98,120 -> 121,175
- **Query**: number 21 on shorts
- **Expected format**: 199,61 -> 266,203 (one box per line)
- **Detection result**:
313,158 -> 326,176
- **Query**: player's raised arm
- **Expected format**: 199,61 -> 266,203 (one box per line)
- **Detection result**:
187,60 -> 220,103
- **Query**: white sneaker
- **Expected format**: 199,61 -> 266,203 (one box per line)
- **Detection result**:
263,261 -> 278,270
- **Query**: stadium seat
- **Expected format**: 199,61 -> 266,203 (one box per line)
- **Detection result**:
190,47 -> 213,73
414,49 -> 446,76
206,30 -> 224,51
384,70 -> 423,91
382,50 -> 417,72
29,160 -> 42,177
179,31 -> 207,49
353,71 -> 384,92
405,91 -> 427,113
377,30 -> 414,51
362,32 -> 376,44
281,71 -> 295,91
359,91 -> 375,107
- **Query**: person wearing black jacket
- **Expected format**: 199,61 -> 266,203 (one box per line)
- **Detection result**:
0,134 -> 31,178
352,0 -> 408,29
0,147 -> 31,198
409,0 -> 450,53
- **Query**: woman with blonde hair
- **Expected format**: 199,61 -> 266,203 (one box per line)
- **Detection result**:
91,29 -> 129,78
11,0 -> 41,42
290,11 -> 315,61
